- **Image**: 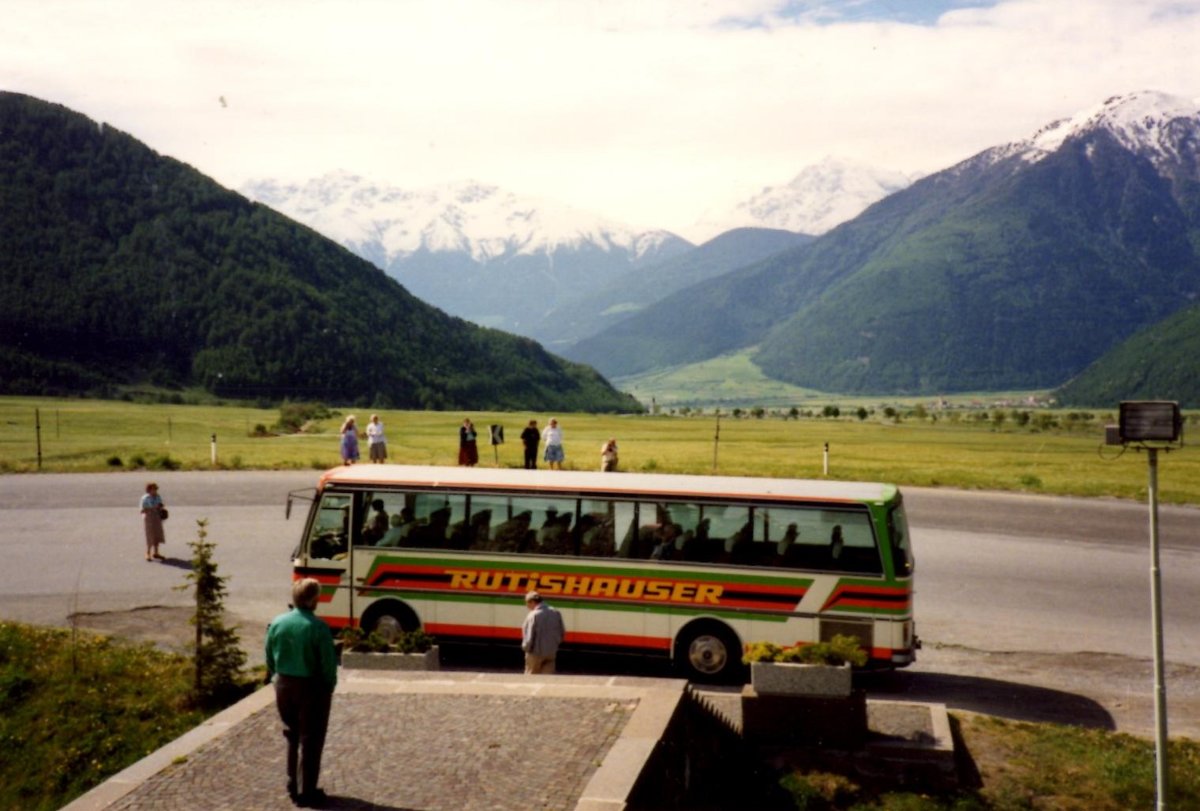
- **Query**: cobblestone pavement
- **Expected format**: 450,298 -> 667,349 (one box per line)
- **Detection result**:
107,692 -> 636,811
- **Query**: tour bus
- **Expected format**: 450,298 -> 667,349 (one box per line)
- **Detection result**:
289,465 -> 916,681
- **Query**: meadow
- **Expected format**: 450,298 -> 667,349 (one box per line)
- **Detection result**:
2,396 -> 1198,505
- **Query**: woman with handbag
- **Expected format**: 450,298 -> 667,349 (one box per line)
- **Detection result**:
140,481 -> 167,561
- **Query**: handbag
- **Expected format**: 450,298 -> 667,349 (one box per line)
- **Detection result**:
159,506 -> 169,521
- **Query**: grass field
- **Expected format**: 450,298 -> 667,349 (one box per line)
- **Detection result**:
2,396 -> 1198,505
613,348 -> 1054,411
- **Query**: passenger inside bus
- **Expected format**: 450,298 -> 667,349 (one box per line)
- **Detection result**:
408,507 -> 451,548
361,499 -> 389,545
578,514 -> 614,556
650,523 -> 683,560
492,510 -> 533,552
377,508 -> 417,547
538,510 -> 574,555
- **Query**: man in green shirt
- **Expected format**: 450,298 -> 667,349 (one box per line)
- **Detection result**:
265,578 -> 338,808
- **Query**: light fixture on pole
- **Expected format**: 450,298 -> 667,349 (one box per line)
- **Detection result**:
1108,400 -> 1184,811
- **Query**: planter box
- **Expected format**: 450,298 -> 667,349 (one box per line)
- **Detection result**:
340,646 -> 440,671
749,661 -> 852,697
741,688 -> 867,747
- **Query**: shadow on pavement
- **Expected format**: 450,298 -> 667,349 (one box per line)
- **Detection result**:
155,556 -> 193,570
857,669 -> 1116,730
321,795 -> 417,810
439,644 -> 1114,730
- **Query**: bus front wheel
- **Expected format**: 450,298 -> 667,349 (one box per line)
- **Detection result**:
675,623 -> 743,684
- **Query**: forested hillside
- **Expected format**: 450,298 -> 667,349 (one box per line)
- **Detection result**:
0,93 -> 640,412
1055,302 -> 1200,408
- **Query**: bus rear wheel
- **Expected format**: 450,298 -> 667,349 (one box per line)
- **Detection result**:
675,623 -> 742,684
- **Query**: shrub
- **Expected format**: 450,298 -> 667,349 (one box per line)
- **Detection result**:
339,627 -> 435,654
742,634 -> 867,667
780,770 -> 861,810
150,454 -> 180,471
275,402 -> 334,434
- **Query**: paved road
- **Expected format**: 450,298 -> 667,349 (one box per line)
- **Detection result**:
1,470 -> 1197,669
901,487 -> 1200,667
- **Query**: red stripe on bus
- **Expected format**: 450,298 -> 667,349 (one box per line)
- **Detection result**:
821,584 -> 910,612
424,622 -> 672,652
567,630 -> 672,652
425,623 -> 520,641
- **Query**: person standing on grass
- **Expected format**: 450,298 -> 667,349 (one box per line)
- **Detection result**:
265,578 -> 337,809
340,415 -> 359,466
521,590 -> 566,674
458,418 -> 479,466
541,418 -> 565,470
139,482 -> 167,561
520,419 -> 540,469
365,414 -> 387,464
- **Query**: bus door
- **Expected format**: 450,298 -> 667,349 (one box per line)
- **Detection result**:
297,490 -> 355,630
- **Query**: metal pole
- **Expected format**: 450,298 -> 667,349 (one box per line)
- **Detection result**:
1148,447 -> 1169,810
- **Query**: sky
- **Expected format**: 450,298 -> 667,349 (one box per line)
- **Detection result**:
4,0 -> 1200,240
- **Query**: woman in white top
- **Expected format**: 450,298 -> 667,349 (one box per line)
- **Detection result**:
541,418 -> 564,470
366,414 -> 387,463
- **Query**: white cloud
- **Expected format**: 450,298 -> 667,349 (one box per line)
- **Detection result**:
2,0 -> 1199,239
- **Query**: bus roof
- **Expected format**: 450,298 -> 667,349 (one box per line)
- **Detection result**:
316,465 -> 899,506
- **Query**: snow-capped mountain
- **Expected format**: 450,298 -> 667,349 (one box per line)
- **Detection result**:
243,172 -> 684,264
691,157 -> 913,241
240,172 -> 692,336
976,90 -> 1200,177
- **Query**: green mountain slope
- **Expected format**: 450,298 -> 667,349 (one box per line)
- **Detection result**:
754,134 -> 1200,393
0,93 -> 640,412
566,163 -> 994,378
571,111 -> 1200,395
534,227 -> 811,350
1055,302 -> 1200,408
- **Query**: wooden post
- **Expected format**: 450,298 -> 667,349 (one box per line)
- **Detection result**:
35,408 -> 42,470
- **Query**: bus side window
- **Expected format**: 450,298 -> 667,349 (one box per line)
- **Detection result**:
832,515 -> 883,574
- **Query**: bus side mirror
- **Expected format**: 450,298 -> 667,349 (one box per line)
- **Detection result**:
286,488 -> 317,520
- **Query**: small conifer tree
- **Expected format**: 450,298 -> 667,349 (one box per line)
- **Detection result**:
179,519 -> 246,705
